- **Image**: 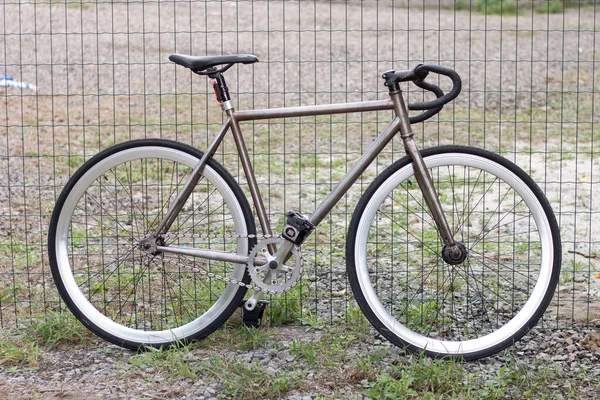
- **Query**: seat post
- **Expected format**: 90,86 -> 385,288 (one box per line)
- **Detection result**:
208,70 -> 234,111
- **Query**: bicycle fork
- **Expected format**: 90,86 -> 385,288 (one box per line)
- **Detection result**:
390,91 -> 467,264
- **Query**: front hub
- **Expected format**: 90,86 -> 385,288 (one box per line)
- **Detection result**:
441,242 -> 468,265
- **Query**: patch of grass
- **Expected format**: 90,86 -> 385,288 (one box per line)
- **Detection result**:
0,238 -> 41,267
535,0 -> 564,14
299,310 -> 325,329
126,345 -> 197,380
67,154 -> 86,168
0,334 -> 42,368
345,304 -> 371,339
362,354 -> 567,399
289,339 -> 317,364
197,323 -> 275,352
288,327 -> 365,374
474,0 -> 519,15
24,311 -> 92,349
265,280 -> 306,325
454,0 -> 467,11
198,354 -> 297,399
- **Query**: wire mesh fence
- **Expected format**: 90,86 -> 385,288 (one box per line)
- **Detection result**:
0,0 -> 598,330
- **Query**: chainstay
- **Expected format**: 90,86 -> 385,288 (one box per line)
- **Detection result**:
145,232 -> 304,295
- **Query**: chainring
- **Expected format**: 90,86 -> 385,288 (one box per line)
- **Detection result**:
247,237 -> 302,293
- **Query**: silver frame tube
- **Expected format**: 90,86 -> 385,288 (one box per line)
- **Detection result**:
235,99 -> 394,121
309,117 -> 401,226
151,92 -> 457,266
157,245 -> 267,266
153,119 -> 231,236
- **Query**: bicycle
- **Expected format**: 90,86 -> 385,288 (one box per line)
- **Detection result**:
48,54 -> 561,360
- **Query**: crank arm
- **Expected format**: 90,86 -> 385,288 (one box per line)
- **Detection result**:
244,270 -> 273,311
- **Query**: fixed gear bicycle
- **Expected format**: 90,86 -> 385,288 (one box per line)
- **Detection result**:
48,54 -> 561,360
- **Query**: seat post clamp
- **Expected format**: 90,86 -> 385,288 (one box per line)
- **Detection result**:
220,100 -> 234,111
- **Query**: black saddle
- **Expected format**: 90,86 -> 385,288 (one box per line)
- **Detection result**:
169,54 -> 259,73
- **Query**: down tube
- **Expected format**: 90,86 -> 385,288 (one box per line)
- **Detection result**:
308,117 -> 401,227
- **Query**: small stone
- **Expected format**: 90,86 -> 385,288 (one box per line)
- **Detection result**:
580,331 -> 600,352
566,344 -> 578,353
565,337 -> 574,345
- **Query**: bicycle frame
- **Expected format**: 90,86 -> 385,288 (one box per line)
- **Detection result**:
150,89 -> 456,270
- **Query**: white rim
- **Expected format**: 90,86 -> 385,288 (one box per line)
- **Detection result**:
354,153 -> 554,356
54,146 -> 248,344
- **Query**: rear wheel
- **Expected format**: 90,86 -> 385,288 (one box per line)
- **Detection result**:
49,139 -> 256,349
347,146 -> 561,360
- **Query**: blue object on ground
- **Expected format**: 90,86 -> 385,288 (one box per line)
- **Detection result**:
0,74 -> 36,90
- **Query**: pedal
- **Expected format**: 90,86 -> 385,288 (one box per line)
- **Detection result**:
241,300 -> 268,328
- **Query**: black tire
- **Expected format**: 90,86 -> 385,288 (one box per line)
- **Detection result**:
48,139 -> 256,350
346,145 -> 561,360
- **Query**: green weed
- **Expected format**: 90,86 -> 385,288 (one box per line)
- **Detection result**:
535,0 -> 564,13
198,354 -> 296,399
289,339 -> 317,364
0,334 -> 42,368
474,0 -> 519,15
127,345 -> 197,380
265,280 -> 306,325
24,311 -> 92,349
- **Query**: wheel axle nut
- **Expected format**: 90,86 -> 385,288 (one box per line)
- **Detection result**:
441,242 -> 468,265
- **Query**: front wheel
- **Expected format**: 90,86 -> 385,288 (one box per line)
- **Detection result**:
48,139 -> 256,349
347,146 -> 561,360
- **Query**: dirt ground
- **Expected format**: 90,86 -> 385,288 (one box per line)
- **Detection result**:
0,1 -> 600,396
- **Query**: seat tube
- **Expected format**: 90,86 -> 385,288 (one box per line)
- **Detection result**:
391,91 -> 456,247
214,71 -> 273,245
226,108 -> 274,238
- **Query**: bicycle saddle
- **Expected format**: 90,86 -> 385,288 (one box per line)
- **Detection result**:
169,54 -> 259,72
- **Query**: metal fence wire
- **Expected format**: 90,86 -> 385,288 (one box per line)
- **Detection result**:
1,0 -> 598,330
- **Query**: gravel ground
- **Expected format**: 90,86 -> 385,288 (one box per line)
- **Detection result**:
1,325 -> 600,399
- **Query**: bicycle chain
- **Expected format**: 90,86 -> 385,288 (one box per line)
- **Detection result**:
145,232 -> 304,295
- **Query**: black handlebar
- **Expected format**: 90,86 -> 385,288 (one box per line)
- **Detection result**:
383,64 -> 462,124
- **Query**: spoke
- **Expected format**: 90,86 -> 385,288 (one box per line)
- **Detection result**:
396,181 -> 436,222
453,262 -> 518,307
163,253 -> 232,291
76,248 -> 135,284
403,258 -> 448,305
174,189 -> 225,238
384,192 -> 438,231
454,168 -> 484,235
455,175 -> 499,236
447,165 -> 462,240
468,249 -> 536,283
146,162 -> 195,232
468,199 -> 527,250
81,187 -> 139,242
103,261 -> 150,308
376,209 -> 442,257
110,168 -> 149,237
71,207 -> 142,245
